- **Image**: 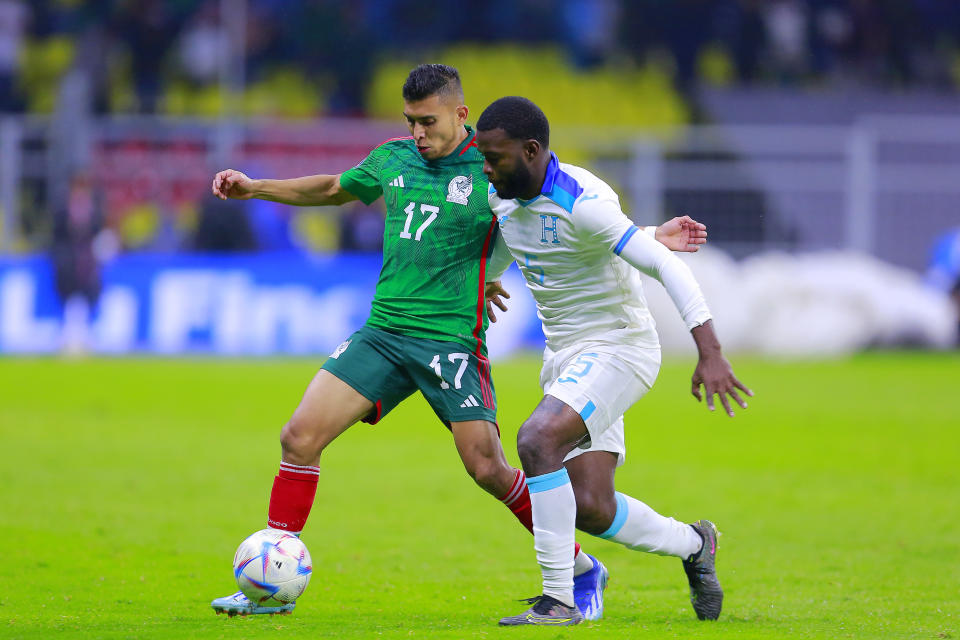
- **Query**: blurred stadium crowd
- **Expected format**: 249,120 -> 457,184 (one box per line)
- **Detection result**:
2,0 -> 959,117
1,1 -> 959,333
1,0 -> 958,353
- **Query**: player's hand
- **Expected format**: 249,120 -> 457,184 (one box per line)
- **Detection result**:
691,354 -> 753,417
212,169 -> 256,200
485,280 -> 510,323
655,215 -> 707,252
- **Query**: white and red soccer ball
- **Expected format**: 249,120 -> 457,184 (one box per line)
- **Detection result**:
233,529 -> 312,605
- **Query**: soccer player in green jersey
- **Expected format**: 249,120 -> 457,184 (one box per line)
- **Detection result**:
209,64 -> 705,618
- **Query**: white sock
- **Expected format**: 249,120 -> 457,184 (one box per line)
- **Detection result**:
528,468 -> 577,607
573,549 -> 594,576
597,492 -> 702,559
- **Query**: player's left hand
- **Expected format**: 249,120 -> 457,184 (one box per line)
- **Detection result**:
655,215 -> 707,252
485,280 -> 510,323
691,354 -> 753,417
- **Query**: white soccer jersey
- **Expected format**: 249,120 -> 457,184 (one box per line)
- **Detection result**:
486,153 -> 663,352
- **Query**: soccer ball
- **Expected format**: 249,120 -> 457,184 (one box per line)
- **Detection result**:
233,529 -> 312,605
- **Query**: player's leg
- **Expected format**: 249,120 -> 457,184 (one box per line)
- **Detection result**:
214,328 -> 415,616
280,368 -> 375,465
450,419 -> 523,506
213,370 -> 373,616
406,336 -> 598,611
449,418 -> 597,592
499,395 -> 586,626
271,327 -> 416,535
504,341 -> 661,624
563,447 -> 715,620
268,368 -> 375,533
561,449 -> 616,620
556,343 -> 722,620
569,449 -> 721,620
404,336 -> 535,527
565,442 -> 702,557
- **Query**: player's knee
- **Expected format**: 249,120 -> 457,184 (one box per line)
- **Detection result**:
465,455 -> 507,495
574,490 -> 617,535
279,417 -> 327,463
516,418 -> 556,472
515,423 -> 539,468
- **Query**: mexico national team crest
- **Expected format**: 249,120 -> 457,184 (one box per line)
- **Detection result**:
330,339 -> 351,359
447,174 -> 473,205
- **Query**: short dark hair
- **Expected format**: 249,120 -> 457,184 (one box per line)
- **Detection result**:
476,96 -> 550,147
402,64 -> 463,103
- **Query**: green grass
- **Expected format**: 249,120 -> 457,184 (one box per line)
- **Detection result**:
1,352 -> 957,639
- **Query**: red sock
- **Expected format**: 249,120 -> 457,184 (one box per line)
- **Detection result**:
267,461 -> 319,534
500,469 -> 581,558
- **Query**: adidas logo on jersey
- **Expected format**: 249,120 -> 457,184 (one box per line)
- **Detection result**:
389,175 -> 405,188
459,395 -> 480,408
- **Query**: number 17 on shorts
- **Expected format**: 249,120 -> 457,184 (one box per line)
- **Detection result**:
416,347 -> 496,423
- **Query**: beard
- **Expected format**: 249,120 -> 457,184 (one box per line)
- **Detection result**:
493,162 -> 534,200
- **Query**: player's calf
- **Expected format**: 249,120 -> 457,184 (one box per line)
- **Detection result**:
572,488 -> 619,535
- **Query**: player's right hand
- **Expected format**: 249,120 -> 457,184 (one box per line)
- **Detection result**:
212,169 -> 255,200
485,280 -> 510,323
656,215 -> 707,252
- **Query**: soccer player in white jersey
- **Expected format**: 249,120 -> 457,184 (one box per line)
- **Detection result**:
474,97 -> 753,626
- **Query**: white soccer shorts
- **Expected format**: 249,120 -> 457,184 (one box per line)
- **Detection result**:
540,333 -> 661,467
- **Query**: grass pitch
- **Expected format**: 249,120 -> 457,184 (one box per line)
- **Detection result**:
1,352 -> 957,639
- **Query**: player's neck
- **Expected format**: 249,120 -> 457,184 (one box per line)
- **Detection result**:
437,126 -> 469,158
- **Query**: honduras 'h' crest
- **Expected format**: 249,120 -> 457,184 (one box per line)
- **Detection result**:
446,175 -> 473,205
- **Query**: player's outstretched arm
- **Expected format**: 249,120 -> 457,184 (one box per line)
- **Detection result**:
211,170 -> 358,206
690,320 -> 753,417
653,215 -> 707,253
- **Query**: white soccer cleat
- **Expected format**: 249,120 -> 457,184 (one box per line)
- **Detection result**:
211,591 -> 295,617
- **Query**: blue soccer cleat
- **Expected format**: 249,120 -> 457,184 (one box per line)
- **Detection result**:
211,591 -> 295,617
573,553 -> 609,621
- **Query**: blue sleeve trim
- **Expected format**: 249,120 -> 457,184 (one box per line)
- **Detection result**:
526,468 -> 571,494
579,400 -> 596,421
613,225 -> 640,255
595,492 -> 629,539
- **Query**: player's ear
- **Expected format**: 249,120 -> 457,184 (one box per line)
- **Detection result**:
455,104 -> 468,124
523,139 -> 540,160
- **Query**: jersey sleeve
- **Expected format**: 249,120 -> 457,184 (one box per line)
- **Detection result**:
570,187 -> 636,251
485,227 -> 515,282
339,146 -> 387,205
572,190 -> 712,330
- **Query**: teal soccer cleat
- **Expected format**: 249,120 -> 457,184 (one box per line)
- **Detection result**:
573,553 -> 609,620
211,591 -> 295,617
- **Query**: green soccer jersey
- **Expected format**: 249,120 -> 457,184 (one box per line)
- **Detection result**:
339,126 -> 497,354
